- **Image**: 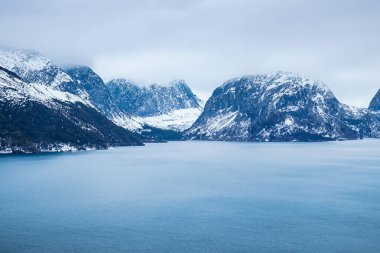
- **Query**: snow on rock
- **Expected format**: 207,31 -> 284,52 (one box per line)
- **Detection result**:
111,114 -> 143,131
186,71 -> 380,141
0,48 -> 92,106
133,107 -> 202,132
0,48 -> 74,88
0,49 -> 50,73
0,67 -> 91,107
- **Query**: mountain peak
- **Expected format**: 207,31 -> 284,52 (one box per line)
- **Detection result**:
0,48 -> 74,89
0,48 -> 50,73
65,65 -> 100,82
222,71 -> 330,93
64,65 -> 93,72
108,78 -> 137,87
169,79 -> 188,87
65,65 -> 123,116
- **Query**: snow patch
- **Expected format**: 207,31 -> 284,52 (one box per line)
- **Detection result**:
134,108 -> 202,132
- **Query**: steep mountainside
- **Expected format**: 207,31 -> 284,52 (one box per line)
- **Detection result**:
65,66 -> 121,116
0,56 -> 142,153
186,72 -> 379,141
369,89 -> 380,111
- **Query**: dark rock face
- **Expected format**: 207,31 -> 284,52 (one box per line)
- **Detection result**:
0,99 -> 143,152
107,79 -> 202,116
369,89 -> 380,111
65,66 -> 121,116
186,72 -> 379,141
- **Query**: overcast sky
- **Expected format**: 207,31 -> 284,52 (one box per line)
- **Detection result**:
1,0 -> 379,106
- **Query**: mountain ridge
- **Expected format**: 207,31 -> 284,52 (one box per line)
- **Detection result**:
186,72 -> 379,141
1,48 -> 379,153
64,66 -> 203,135
107,78 -> 202,117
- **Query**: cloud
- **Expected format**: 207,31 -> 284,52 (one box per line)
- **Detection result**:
1,0 -> 379,106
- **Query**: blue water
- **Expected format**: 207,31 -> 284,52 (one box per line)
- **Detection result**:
0,140 -> 380,253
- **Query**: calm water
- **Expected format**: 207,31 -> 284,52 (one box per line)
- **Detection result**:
0,140 -> 380,253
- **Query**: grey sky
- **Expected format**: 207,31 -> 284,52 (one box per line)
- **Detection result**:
1,0 -> 379,106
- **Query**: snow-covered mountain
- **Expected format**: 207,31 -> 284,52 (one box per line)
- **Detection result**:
0,66 -> 142,153
0,49 -> 85,95
0,49 -> 143,153
369,89 -> 380,111
107,79 -> 203,131
186,72 -> 380,141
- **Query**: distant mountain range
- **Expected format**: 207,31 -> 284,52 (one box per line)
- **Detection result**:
106,78 -> 203,131
64,66 -> 203,137
0,48 -> 379,153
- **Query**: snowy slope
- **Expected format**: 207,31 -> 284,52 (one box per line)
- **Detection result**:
0,48 -> 94,103
0,49 -> 76,89
133,107 -> 203,132
0,66 -> 88,107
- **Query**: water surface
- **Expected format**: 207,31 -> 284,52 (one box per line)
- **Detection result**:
0,140 -> 380,252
